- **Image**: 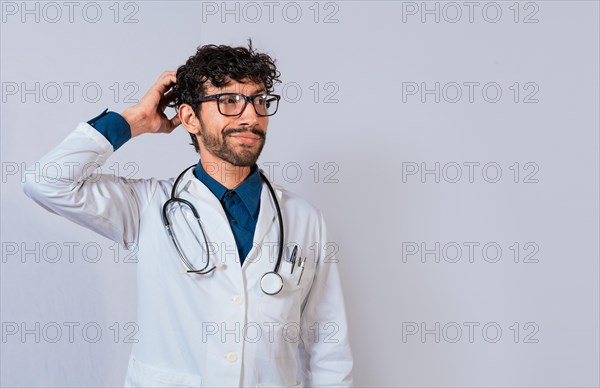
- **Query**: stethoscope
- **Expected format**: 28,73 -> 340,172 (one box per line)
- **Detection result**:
161,164 -> 285,295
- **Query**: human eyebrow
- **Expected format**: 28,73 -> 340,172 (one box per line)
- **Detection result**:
250,88 -> 267,95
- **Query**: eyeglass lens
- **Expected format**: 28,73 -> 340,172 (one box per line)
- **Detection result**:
218,94 -> 279,116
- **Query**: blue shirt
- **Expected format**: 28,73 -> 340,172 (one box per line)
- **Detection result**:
86,109 -> 131,151
87,109 -> 262,265
194,162 -> 261,265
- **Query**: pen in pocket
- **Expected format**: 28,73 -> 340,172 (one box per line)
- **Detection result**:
287,245 -> 298,274
296,256 -> 306,286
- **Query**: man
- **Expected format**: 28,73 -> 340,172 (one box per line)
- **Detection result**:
22,41 -> 353,387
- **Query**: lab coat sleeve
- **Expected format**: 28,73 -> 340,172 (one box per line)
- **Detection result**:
22,122 -> 155,250
299,211 -> 354,387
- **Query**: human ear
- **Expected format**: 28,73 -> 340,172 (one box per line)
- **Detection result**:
178,104 -> 201,135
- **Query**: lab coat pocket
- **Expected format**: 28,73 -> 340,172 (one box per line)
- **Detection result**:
280,258 -> 312,289
124,355 -> 203,387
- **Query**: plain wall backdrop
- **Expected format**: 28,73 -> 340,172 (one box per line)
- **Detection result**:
1,1 -> 599,386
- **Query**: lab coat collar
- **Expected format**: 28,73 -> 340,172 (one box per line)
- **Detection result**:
176,167 -> 225,219
177,167 -> 236,262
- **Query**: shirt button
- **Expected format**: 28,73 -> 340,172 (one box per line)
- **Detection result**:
226,352 -> 237,362
232,295 -> 243,305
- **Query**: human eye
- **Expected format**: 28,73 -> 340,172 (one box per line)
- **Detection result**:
264,95 -> 280,108
220,94 -> 240,105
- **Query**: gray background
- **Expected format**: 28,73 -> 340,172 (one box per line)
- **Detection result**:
1,1 -> 599,386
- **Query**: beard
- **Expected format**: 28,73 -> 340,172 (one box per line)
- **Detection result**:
199,119 -> 266,167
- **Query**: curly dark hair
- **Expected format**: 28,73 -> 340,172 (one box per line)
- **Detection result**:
172,39 -> 281,152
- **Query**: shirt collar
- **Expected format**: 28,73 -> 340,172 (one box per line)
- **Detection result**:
194,161 -> 262,220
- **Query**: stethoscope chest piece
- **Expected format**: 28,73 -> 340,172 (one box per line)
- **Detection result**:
260,271 -> 284,295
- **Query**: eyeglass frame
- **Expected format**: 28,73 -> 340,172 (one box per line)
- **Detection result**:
197,92 -> 281,117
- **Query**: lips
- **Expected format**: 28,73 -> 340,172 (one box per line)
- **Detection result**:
229,133 -> 262,145
230,133 -> 260,140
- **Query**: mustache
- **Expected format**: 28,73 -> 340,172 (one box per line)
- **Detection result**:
223,127 -> 265,139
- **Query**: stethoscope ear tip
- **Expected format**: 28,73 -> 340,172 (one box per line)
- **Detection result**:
215,262 -> 226,270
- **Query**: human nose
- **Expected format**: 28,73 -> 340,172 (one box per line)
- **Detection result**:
237,97 -> 259,126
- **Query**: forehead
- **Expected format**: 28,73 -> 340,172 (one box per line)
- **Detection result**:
204,77 -> 266,94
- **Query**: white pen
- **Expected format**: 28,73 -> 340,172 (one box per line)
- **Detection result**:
296,256 -> 306,286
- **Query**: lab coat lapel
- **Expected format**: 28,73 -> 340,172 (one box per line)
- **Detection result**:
180,168 -> 228,225
179,169 -> 242,273
243,180 -> 283,274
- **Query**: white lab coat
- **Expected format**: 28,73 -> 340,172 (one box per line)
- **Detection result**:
22,122 -> 353,388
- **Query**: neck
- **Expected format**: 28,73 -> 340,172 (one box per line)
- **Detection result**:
200,156 -> 251,190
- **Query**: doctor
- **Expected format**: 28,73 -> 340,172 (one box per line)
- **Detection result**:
22,41 -> 353,387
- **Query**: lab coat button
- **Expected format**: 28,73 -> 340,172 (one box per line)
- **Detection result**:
226,352 -> 237,362
232,295 -> 243,305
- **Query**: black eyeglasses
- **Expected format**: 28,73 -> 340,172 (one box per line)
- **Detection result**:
198,93 -> 281,117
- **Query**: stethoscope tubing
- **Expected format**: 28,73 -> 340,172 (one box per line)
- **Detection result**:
161,164 -> 285,293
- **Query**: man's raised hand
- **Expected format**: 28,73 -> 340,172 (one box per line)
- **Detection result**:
122,71 -> 182,138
